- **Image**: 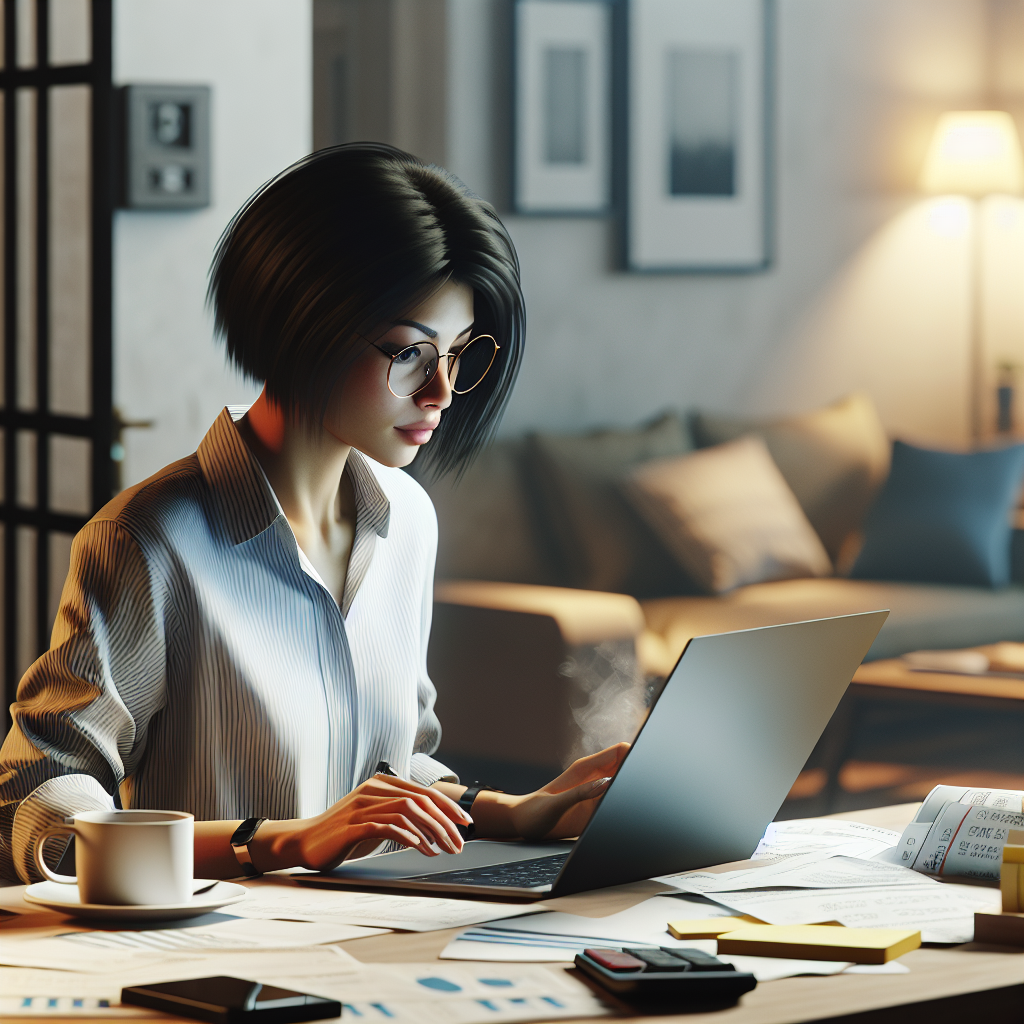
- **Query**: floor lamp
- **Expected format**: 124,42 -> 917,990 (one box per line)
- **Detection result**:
919,111 -> 1024,441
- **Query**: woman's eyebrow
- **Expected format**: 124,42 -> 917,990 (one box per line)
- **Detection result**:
393,319 -> 438,339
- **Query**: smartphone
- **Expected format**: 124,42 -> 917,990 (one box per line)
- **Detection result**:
121,976 -> 341,1024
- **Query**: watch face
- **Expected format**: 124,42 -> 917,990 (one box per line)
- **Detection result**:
230,817 -> 263,846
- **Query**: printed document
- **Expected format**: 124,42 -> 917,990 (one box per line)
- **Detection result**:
238,878 -> 542,930
902,802 -> 1024,879
256,961 -> 613,1023
753,818 -> 900,861
707,881 -> 1000,944
439,896 -> 856,981
659,853 -> 932,894
0,917 -> 385,971
0,952 -> 608,1023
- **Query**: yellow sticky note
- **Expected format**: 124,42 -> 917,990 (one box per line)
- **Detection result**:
667,916 -> 763,939
1002,861 -> 1024,912
717,925 -> 921,964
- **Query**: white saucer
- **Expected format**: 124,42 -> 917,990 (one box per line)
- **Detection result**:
24,879 -> 248,921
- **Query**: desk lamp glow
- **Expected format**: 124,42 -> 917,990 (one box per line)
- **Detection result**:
919,111 -> 1024,440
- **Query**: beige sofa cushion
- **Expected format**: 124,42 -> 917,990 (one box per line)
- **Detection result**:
435,580 -> 645,646
415,439 -> 556,584
691,393 -> 891,569
638,578 -> 1024,678
623,436 -> 832,594
528,413 -> 694,596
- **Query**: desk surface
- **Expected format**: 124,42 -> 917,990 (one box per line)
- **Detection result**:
4,804 -> 1022,1023
335,804 -> 1023,1023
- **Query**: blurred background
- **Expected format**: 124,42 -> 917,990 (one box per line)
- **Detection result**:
2,0 -> 1023,814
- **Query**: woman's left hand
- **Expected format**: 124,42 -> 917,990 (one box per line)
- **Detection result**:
506,742 -> 630,840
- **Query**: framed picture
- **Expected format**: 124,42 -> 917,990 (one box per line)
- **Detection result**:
627,0 -> 771,271
514,0 -> 612,214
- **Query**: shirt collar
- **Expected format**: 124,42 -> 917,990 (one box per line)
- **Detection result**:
197,406 -> 391,546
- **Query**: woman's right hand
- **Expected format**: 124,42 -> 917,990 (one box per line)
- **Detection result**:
251,774 -> 472,873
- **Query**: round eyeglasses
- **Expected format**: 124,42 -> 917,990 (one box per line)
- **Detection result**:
369,334 -> 500,399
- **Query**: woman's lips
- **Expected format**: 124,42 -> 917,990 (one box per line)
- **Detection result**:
395,425 -> 435,445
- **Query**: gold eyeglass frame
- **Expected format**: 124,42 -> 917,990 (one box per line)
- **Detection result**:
368,334 -> 500,399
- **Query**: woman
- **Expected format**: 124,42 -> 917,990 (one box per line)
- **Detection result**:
0,144 -> 627,884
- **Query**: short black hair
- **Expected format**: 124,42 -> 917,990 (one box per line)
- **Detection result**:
208,143 -> 525,476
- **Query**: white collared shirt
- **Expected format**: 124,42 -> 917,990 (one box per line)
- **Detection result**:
0,407 -> 455,883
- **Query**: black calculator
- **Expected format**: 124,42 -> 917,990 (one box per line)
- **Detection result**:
574,947 -> 757,1006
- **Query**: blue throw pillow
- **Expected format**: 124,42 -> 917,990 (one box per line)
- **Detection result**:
850,440 -> 1024,588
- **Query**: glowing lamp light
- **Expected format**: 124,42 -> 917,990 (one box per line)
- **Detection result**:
918,112 -> 1024,440
920,111 -> 1024,197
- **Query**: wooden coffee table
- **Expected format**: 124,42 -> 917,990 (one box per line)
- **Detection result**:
852,652 -> 1024,709
810,646 -> 1024,807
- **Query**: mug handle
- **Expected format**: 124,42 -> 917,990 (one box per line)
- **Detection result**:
33,824 -> 79,884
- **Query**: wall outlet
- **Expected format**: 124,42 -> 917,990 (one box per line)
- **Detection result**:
119,84 -> 211,209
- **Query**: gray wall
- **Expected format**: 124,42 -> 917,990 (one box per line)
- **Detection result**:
499,1 -> 1024,449
320,0 -> 1024,449
114,0 -> 312,489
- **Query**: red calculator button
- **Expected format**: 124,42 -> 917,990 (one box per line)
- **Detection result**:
584,949 -> 647,972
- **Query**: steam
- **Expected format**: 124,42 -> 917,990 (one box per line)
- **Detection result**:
559,639 -> 650,765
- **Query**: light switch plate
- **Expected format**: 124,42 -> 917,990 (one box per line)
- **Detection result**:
119,84 -> 211,209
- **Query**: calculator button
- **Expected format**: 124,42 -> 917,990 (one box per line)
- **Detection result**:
663,947 -> 734,972
584,949 -> 647,972
622,948 -> 691,972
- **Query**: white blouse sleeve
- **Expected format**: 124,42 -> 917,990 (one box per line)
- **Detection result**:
409,483 -> 458,787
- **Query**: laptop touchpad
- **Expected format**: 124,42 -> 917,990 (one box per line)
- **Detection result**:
326,841 -> 572,880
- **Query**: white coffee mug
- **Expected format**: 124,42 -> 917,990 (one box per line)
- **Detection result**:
33,809 -> 194,906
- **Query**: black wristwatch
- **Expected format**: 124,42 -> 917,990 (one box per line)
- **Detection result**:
457,784 -> 498,841
230,816 -> 268,877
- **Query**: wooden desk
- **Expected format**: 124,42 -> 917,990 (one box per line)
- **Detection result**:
333,805 -> 1023,1023
4,804 -> 1021,1023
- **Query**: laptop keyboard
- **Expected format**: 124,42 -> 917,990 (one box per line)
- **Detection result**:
406,852 -> 570,889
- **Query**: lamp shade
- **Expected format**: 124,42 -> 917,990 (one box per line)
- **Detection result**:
920,111 -> 1024,196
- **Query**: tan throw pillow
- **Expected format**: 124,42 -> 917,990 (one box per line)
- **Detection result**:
412,439 -> 556,585
527,413 -> 695,596
690,393 -> 890,569
622,436 -> 833,594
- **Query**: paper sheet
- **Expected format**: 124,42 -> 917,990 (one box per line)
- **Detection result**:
0,953 -> 609,1023
466,896 -> 727,949
437,897 -> 856,981
880,822 -> 933,867
256,961 -> 612,1023
0,997 -> 155,1018
706,881 -> 1001,943
439,934 -> 854,981
912,802 -> 1024,879
753,819 -> 901,862
660,854 -> 933,894
236,878 -> 543,931
843,961 -> 911,975
0,948 -> 360,1017
916,785 -> 1024,823
0,917 -> 384,971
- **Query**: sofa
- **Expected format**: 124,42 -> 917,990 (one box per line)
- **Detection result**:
414,395 -> 1024,787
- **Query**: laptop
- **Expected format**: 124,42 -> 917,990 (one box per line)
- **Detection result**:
301,611 -> 888,899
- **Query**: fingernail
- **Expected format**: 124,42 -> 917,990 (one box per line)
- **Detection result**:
410,836 -> 420,844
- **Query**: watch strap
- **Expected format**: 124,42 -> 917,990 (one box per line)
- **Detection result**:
230,816 -> 267,877
457,785 -> 495,841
